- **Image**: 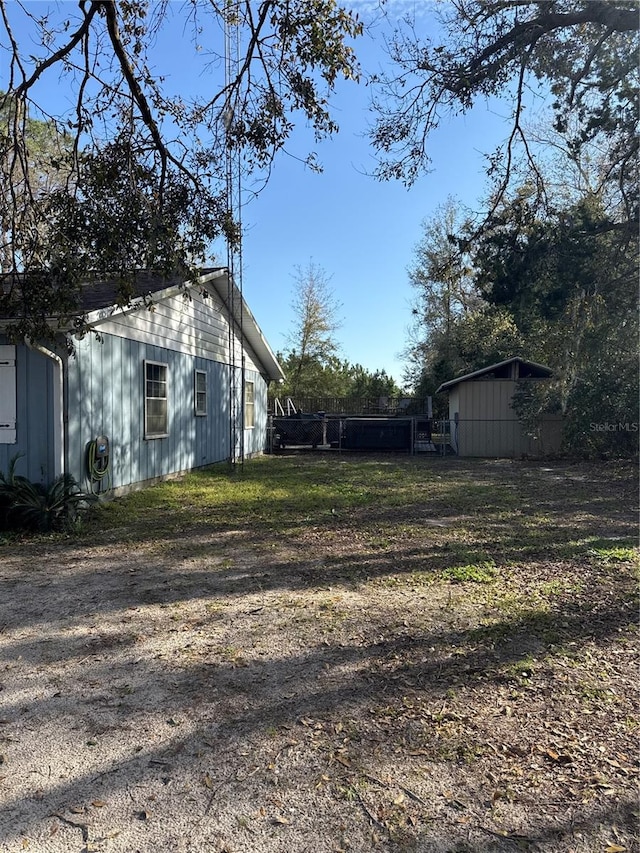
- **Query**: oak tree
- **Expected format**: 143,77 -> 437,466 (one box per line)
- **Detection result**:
0,1 -> 362,339
370,1 -> 638,229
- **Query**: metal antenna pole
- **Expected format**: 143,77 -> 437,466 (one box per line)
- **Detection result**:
224,4 -> 244,468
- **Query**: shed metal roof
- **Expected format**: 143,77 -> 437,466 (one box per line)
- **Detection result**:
436,357 -> 553,393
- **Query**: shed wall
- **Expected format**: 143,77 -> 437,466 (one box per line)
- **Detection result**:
454,379 -> 562,457
459,379 -> 517,422
447,387 -> 460,421
454,415 -> 563,457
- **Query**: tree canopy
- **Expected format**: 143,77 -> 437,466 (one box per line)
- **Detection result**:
0,1 -> 362,338
405,189 -> 638,453
281,261 -> 343,399
371,1 -> 638,229
274,261 -> 402,400
379,0 -> 638,451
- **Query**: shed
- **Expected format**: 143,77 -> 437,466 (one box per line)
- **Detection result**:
0,268 -> 285,493
436,357 -> 562,457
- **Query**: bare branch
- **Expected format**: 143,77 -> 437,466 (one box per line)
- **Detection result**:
11,1 -> 100,98
370,0 -> 638,234
99,1 -> 169,194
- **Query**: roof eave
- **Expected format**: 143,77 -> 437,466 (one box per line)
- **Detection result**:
5,269 -> 285,384
202,272 -> 285,384
83,272 -> 225,326
436,356 -> 553,393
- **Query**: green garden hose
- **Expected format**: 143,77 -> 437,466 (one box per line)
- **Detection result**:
87,440 -> 112,495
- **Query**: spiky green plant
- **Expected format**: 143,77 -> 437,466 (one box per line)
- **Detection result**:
0,455 -> 97,532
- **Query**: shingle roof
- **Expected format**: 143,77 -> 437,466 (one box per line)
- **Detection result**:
78,269 -> 218,313
1,268 -> 225,317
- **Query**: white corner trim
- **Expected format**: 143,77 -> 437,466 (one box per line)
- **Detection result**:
26,341 -> 64,478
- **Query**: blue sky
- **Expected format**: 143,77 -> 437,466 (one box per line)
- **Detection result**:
209,5 -> 524,386
2,2 -> 543,387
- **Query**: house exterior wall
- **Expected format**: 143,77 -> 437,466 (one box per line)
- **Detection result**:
2,286 -> 273,492
67,331 -> 268,492
0,339 -> 58,484
244,371 -> 268,458
93,288 -> 263,375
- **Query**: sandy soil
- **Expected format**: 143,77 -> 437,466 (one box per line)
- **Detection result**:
0,458 -> 638,853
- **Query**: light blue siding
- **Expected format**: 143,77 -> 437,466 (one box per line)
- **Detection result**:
67,333 -> 266,490
0,338 -> 57,484
3,277 -> 275,492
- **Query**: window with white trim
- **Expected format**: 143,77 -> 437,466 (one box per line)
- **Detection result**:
144,360 -> 168,438
244,380 -> 255,429
194,370 -> 207,416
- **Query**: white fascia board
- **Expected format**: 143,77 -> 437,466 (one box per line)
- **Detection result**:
202,273 -> 285,384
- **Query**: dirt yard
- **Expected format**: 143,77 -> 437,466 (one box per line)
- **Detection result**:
0,455 -> 638,853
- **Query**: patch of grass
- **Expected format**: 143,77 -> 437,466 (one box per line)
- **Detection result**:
409,569 -> 438,586
336,782 -> 361,802
218,644 -> 243,662
466,619 -> 514,646
442,561 -> 496,584
502,654 -> 537,682
539,578 -> 584,597
204,600 -> 227,613
82,457 -> 638,589
91,460 -> 456,540
588,544 -> 639,564
94,457 -> 407,536
577,680 -> 620,705
376,575 -> 403,588
315,596 -> 348,632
